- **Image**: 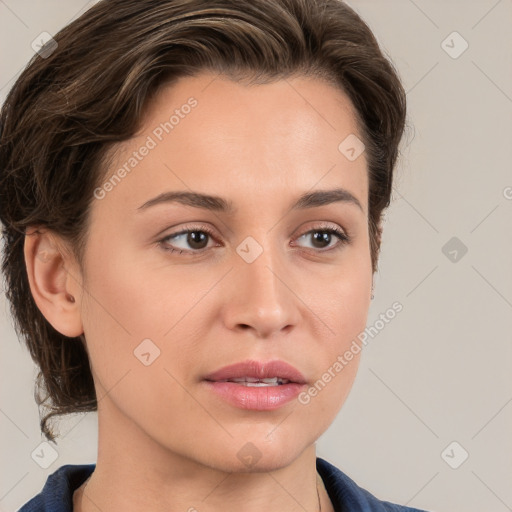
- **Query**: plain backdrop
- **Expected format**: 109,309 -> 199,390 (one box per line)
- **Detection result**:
1,1 -> 511,511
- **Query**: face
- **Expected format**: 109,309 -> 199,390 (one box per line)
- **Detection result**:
77,71 -> 372,472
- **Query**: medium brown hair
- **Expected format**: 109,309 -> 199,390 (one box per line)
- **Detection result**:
0,0 -> 407,442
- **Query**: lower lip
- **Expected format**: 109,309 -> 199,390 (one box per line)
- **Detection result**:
204,381 -> 306,410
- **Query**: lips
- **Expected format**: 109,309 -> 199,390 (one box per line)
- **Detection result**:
204,359 -> 307,385
203,359 -> 307,410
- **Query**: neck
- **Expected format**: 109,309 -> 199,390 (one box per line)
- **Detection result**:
74,399 -> 331,512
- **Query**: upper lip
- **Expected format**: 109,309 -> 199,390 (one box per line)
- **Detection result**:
204,359 -> 307,384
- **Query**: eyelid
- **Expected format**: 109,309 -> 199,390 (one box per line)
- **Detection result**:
162,222 -> 217,239
291,222 -> 351,250
157,221 -> 351,255
157,222 -> 219,252
296,221 -> 350,240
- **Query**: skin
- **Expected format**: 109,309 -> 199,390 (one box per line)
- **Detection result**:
24,71 -> 377,512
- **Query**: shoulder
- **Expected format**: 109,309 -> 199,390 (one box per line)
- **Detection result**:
316,457 -> 432,512
18,464 -> 96,512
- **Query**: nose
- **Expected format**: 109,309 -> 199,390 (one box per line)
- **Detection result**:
221,239 -> 301,339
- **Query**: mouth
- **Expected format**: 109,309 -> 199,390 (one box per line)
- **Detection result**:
204,359 -> 307,384
203,359 -> 307,410
214,377 -> 291,386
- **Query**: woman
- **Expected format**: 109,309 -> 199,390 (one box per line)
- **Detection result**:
0,0 -> 430,510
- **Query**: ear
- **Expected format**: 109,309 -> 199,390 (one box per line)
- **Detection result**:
24,226 -> 84,338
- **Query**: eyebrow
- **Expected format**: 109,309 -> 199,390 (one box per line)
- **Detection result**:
136,187 -> 364,214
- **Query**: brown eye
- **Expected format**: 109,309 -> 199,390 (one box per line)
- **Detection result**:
183,231 -> 209,250
159,225 -> 217,254
294,227 -> 350,252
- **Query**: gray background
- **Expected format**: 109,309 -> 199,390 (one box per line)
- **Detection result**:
1,1 -> 511,511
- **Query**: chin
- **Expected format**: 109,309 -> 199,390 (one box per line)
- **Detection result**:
199,431 -> 312,474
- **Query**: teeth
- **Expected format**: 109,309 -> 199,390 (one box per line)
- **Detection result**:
226,377 -> 290,386
231,377 -> 260,383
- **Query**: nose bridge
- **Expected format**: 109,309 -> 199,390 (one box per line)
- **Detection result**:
232,231 -> 296,333
241,233 -> 282,304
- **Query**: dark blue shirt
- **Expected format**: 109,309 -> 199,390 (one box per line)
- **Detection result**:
18,457 -> 431,511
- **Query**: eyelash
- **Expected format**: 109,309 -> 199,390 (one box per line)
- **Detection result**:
157,222 -> 351,256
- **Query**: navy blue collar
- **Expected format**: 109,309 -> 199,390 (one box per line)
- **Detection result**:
19,457 -> 429,511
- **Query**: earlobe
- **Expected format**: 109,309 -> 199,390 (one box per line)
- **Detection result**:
24,227 -> 84,338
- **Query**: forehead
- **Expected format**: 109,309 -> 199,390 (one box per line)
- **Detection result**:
94,71 -> 368,217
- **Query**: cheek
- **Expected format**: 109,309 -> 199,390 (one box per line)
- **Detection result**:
295,284 -> 368,432
305,253 -> 372,347
79,238 -> 213,394
81,235 -> 202,337
299,252 -> 371,411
